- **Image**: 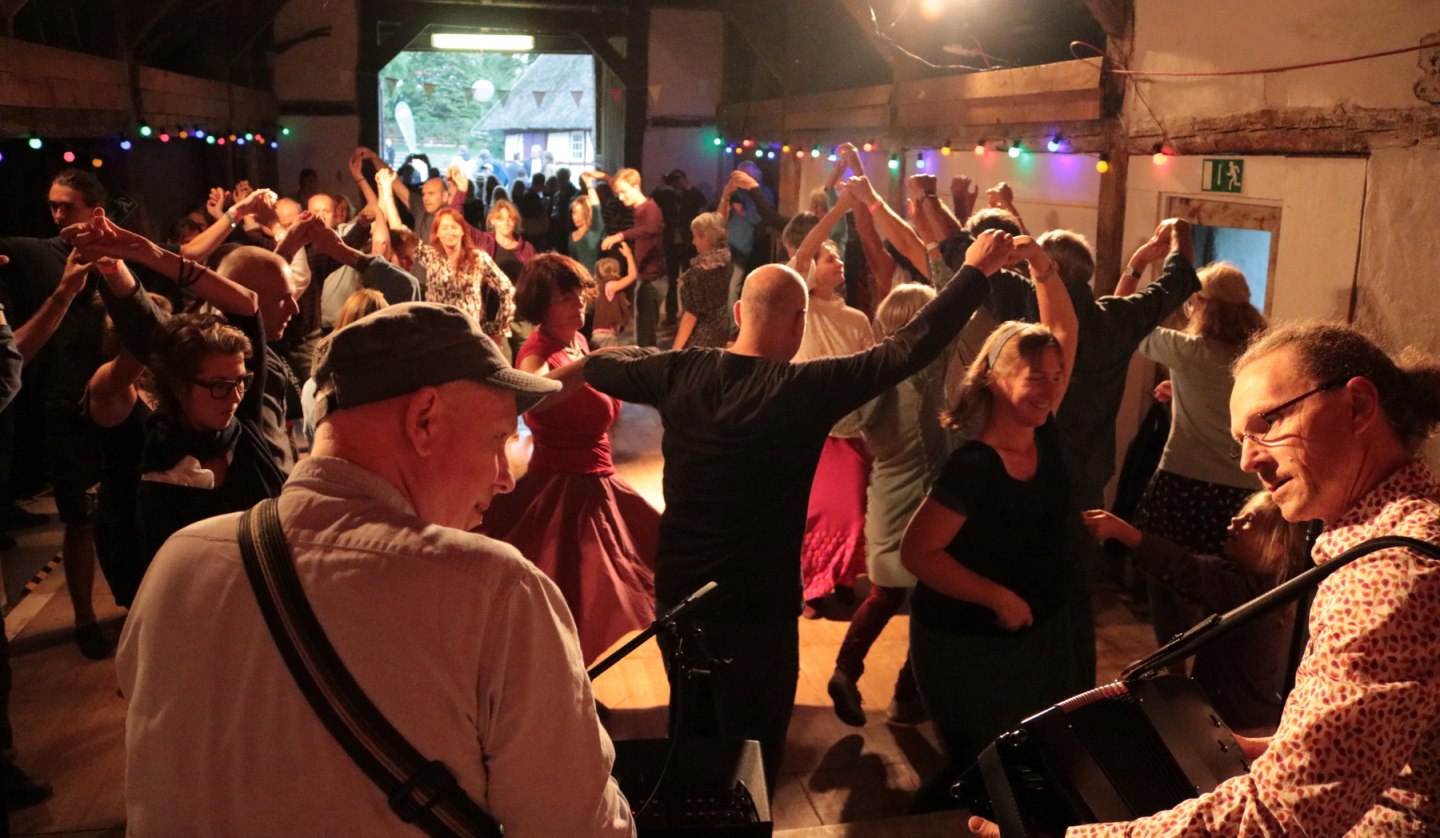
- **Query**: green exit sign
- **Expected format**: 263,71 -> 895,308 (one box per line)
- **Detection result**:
1203,159 -> 1244,193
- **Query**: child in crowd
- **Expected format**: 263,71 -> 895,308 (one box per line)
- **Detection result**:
1082,491 -> 1310,735
590,242 -> 635,347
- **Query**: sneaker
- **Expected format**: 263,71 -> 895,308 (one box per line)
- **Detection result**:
0,758 -> 53,810
827,670 -> 866,727
885,695 -> 928,726
74,623 -> 114,660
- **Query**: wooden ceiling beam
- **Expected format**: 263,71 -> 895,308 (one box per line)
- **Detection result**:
1082,0 -> 1132,42
378,0 -> 613,35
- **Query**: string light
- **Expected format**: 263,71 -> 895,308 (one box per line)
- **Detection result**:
139,125 -> 152,137
1096,155 -> 1110,174
973,141 -> 986,156
795,149 -> 805,159
28,137 -> 42,150
120,139 -> 133,150
280,126 -> 291,136
887,154 -> 900,171
1046,134 -> 1064,153
179,129 -> 190,140
1152,143 -> 1170,165
63,151 -> 76,163
810,146 -> 821,158
862,140 -> 875,153
712,137 -> 723,147
159,132 -> 171,143
742,138 -> 754,148
194,129 -> 207,139
915,154 -> 927,170
940,140 -> 952,156
206,135 -> 216,145
1007,142 -> 1022,159
91,158 -> 103,168
781,144 -> 791,153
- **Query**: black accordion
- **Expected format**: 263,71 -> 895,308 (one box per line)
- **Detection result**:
960,675 -> 1251,837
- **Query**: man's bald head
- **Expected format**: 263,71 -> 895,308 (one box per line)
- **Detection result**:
732,265 -> 809,362
274,198 -> 301,229
216,246 -> 298,340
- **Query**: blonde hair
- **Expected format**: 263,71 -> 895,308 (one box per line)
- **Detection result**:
691,211 -> 728,251
614,168 -> 642,189
941,320 -> 1059,432
487,199 -> 519,231
334,289 -> 388,331
1189,263 -> 1267,344
1232,492 -> 1311,582
874,283 -> 935,339
594,257 -> 621,281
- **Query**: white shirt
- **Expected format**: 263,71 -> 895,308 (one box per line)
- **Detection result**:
118,456 -> 634,837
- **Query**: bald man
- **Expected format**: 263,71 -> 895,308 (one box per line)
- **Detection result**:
581,231 -> 1016,790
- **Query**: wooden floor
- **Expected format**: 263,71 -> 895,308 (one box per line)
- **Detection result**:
2,401 -> 1159,835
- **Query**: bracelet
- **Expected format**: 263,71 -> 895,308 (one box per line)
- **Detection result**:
224,210 -> 239,229
867,198 -> 884,214
176,257 -> 204,288
1127,265 -> 1143,280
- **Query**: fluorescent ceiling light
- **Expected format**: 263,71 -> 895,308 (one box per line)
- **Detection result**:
431,33 -> 534,51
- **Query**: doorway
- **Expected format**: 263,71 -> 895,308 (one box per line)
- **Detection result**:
1165,196 -> 1281,315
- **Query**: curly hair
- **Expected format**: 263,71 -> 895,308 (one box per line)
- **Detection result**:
1236,320 -> 1440,451
148,312 -> 252,418
429,208 -> 479,275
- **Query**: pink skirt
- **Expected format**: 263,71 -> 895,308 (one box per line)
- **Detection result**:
483,470 -> 659,663
801,436 -> 871,602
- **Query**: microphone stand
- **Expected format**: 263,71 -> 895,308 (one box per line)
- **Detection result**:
1122,536 -> 1439,682
588,580 -> 719,681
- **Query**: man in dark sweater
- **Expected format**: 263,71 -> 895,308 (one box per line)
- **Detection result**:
582,225 -> 1015,791
600,168 -> 666,347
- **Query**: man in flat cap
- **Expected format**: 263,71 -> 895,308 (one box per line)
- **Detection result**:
117,302 -> 634,837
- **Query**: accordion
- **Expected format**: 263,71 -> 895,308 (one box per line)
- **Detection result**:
960,675 -> 1251,837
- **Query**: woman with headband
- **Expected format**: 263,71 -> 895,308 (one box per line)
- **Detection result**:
899,232 -> 1080,812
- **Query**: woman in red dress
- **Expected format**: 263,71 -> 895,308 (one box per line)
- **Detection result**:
481,254 -> 659,663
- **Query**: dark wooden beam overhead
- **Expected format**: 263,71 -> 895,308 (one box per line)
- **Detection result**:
378,0 -> 616,36
718,0 -> 789,95
622,3 -> 648,168
577,28 -> 637,88
1081,0 -> 1132,41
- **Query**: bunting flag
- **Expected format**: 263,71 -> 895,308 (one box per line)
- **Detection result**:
610,87 -> 623,103
383,78 -> 399,96
423,83 -> 436,98
532,90 -> 547,108
498,89 -> 511,106
648,84 -> 661,104
571,90 -> 584,106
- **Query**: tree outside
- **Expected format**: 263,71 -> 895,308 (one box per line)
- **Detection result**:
378,50 -> 530,168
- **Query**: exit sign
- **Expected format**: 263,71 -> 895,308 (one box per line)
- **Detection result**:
1203,159 -> 1244,193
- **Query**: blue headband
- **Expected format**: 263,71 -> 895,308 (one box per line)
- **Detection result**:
987,322 -> 1029,367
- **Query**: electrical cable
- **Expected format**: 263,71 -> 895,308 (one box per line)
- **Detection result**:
1070,39 -> 1435,78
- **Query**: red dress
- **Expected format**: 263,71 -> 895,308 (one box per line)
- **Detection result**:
481,329 -> 659,663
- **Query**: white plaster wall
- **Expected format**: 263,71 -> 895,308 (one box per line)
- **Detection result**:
1129,0 -> 1439,131
644,10 -> 726,197
273,0 -> 360,194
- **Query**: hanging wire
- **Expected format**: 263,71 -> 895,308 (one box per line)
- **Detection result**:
1070,39 -> 1435,78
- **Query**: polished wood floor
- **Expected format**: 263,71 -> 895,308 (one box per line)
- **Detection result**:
3,401 -> 1158,836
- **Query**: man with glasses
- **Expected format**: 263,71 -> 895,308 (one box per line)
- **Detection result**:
974,321 -> 1440,836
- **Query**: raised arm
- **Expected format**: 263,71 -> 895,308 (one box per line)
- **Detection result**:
305,223 -> 420,304
606,241 -> 638,297
374,167 -> 408,235
181,187 -> 277,262
1093,219 -> 1199,352
14,250 -> 92,364
1115,225 -> 1173,297
1013,236 -> 1078,402
348,149 -> 380,211
985,181 -> 1029,236
69,210 -> 259,318
793,187 -> 854,276
950,175 -> 980,221
825,142 -> 857,190
846,174 -> 929,281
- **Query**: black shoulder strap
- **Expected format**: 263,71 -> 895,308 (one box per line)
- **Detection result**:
238,499 -> 502,837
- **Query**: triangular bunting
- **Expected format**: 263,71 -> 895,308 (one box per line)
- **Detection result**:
610,87 -> 623,103
533,90 -> 547,108
423,83 -> 436,98
648,84 -> 661,104
572,90 -> 584,106
383,78 -> 398,96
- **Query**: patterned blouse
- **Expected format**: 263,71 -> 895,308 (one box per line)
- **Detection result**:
1071,459 -> 1440,836
414,244 -> 515,340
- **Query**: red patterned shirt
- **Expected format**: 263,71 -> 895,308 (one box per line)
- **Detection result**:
1071,459 -> 1440,836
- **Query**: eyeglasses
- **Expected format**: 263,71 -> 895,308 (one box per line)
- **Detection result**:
1229,378 -> 1345,461
192,372 -> 254,399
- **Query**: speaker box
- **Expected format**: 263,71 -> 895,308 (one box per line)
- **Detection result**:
611,737 -> 772,837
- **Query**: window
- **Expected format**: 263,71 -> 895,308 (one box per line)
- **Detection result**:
570,131 -> 586,162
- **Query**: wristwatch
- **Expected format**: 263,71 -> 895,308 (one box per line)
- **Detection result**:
1127,265 -> 1143,280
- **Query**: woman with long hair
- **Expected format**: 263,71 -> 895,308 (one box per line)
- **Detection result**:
900,233 -> 1079,812
376,168 -> 514,357
480,254 -> 659,665
480,198 -> 536,287
1133,260 -> 1268,655
568,173 -> 603,271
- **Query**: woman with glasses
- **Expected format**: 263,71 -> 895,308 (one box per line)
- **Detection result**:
1132,261 -> 1269,659
70,213 -> 287,581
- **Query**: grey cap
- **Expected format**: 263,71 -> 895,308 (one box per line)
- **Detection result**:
311,302 -> 559,421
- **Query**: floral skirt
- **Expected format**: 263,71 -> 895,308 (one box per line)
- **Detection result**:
801,436 -> 871,602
